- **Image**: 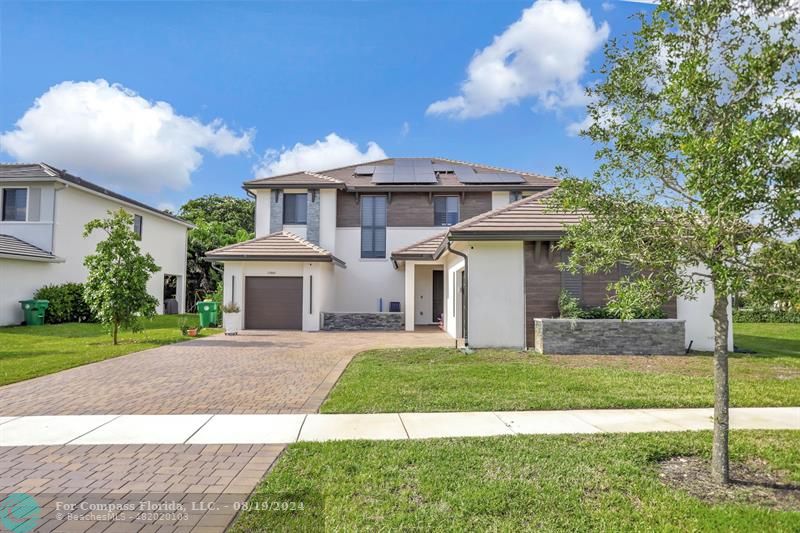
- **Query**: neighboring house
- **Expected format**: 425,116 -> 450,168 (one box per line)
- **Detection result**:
206,157 -> 729,351
0,163 -> 192,326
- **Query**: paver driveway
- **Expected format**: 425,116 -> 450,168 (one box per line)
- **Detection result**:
0,328 -> 449,532
0,328 -> 451,416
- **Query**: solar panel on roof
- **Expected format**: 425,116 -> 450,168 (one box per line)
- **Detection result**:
371,161 -> 438,184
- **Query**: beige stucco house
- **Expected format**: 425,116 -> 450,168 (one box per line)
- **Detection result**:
0,163 -> 192,326
207,157 -> 728,351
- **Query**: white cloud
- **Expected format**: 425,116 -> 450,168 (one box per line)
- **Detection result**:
0,79 -> 252,193
602,1 -> 615,11
426,0 -> 609,119
254,133 -> 387,177
566,114 -> 594,136
400,121 -> 410,137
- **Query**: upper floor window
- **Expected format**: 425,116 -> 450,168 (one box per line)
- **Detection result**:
2,188 -> 27,221
133,214 -> 143,239
433,196 -> 459,226
283,193 -> 308,224
361,195 -> 387,258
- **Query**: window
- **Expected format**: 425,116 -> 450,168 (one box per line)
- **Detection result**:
283,193 -> 308,224
510,191 -> 522,202
361,195 -> 387,258
2,188 -> 27,221
133,214 -> 143,239
433,196 -> 459,226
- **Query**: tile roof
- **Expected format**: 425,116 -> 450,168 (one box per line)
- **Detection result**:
391,232 -> 447,261
0,234 -> 63,262
0,163 -> 192,227
448,189 -> 587,238
204,231 -> 345,266
244,157 -> 558,191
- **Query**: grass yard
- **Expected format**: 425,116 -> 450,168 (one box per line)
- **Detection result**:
321,323 -> 800,413
231,430 -> 800,532
0,314 -> 218,385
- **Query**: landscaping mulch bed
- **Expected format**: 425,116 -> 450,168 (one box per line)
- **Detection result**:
659,456 -> 800,511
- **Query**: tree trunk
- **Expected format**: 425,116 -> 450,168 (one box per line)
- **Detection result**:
113,321 -> 119,346
711,288 -> 730,484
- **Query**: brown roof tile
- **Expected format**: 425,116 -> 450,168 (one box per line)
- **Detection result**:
391,232 -> 447,261
449,189 -> 587,238
204,231 -> 345,266
244,171 -> 344,188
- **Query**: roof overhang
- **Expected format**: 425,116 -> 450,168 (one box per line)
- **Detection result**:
204,254 -> 346,268
448,231 -> 566,241
347,185 -> 553,193
244,183 -> 345,191
0,252 -> 65,263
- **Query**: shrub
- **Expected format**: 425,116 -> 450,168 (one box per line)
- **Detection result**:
733,308 -> 800,323
33,283 -> 95,324
557,289 -> 665,320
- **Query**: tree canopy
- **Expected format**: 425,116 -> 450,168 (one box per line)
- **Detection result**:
551,0 -> 800,483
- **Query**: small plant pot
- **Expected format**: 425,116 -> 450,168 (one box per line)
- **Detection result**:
187,328 -> 198,337
223,312 -> 240,336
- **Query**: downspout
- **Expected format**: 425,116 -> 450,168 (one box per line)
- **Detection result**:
447,240 -> 469,351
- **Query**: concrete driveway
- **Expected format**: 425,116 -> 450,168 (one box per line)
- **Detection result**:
0,328 -> 451,416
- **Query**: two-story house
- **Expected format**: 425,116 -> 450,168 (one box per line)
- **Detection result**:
206,157 -> 728,351
0,163 -> 192,326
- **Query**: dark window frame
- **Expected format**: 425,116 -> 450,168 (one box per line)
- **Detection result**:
283,193 -> 308,224
133,214 -> 143,239
433,195 -> 460,226
2,187 -> 28,222
360,195 -> 387,259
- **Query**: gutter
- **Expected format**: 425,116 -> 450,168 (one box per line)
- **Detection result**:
446,240 -> 469,350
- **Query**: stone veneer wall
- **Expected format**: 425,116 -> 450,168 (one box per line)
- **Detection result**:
269,191 -> 283,234
533,319 -> 685,355
321,312 -> 405,331
306,191 -> 320,244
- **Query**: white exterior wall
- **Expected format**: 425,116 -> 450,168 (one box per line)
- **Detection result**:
465,241 -> 526,348
413,264 -> 436,325
443,249 -> 465,339
0,182 -> 58,251
0,184 -> 189,325
491,191 -> 511,210
254,190 -> 271,237
332,227 -> 443,312
0,259 -> 58,325
677,274 -> 734,352
221,260 -> 334,331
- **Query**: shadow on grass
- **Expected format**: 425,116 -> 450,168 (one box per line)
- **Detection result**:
734,334 -> 800,358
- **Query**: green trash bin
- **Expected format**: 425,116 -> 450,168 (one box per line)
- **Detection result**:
19,299 -> 49,326
198,301 -> 219,327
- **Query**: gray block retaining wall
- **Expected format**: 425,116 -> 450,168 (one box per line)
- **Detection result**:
533,318 -> 685,355
321,312 -> 405,331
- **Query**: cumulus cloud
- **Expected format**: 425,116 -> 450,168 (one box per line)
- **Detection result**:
426,0 -> 609,119
0,79 -> 252,193
254,133 -> 387,177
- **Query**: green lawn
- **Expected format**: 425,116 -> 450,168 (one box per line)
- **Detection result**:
231,430 -> 800,532
0,314 -> 218,385
321,323 -> 800,413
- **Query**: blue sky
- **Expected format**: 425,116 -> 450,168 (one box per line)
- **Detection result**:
0,0 -> 654,211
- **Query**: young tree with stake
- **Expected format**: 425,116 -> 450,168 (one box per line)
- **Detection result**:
83,209 -> 161,345
552,0 -> 800,484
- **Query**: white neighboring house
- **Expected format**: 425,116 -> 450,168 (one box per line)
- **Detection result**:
0,163 -> 192,326
206,157 -> 730,351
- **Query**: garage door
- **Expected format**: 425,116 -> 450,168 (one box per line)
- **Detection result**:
245,276 -> 303,330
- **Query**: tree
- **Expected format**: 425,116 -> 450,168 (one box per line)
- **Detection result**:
179,195 -> 254,310
83,209 -> 161,345
552,0 -> 800,484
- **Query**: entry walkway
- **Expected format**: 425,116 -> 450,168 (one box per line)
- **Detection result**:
2,407 -> 797,446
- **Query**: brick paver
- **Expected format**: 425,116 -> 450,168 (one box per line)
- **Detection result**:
0,443 -> 283,532
0,329 -> 450,416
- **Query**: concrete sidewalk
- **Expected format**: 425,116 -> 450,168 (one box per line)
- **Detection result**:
2,407 -> 798,446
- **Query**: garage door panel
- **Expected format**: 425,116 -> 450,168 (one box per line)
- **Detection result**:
245,276 -> 303,330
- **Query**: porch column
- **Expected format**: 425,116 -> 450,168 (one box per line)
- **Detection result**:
404,261 -> 415,331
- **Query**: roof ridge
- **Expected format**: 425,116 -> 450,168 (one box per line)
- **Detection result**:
281,230 -> 332,255
393,231 -> 447,254
434,157 -> 558,181
450,189 -> 554,232
302,171 -> 344,184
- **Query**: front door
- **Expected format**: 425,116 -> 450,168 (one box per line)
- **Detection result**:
432,270 -> 444,323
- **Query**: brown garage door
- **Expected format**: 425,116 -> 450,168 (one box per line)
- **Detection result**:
245,276 -> 303,330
